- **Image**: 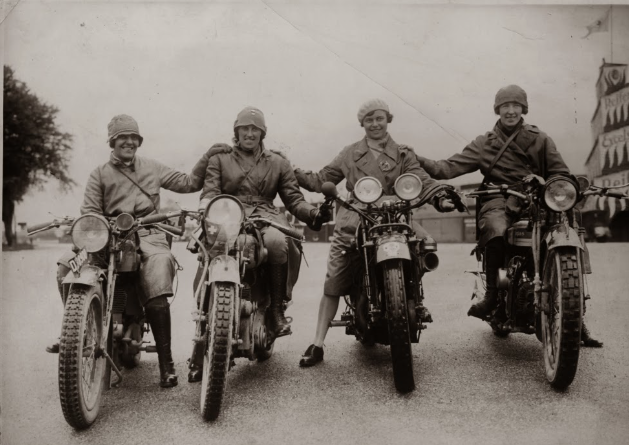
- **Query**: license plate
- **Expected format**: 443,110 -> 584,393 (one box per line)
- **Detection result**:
69,248 -> 88,273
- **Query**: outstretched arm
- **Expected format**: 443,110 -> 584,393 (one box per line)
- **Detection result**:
415,137 -> 482,180
294,148 -> 347,192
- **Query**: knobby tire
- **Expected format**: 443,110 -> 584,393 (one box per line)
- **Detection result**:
383,260 -> 415,393
541,248 -> 582,390
201,283 -> 234,420
58,287 -> 106,429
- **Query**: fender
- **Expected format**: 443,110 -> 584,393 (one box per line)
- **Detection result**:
544,224 -> 583,251
62,264 -> 106,287
207,254 -> 240,284
375,234 -> 411,264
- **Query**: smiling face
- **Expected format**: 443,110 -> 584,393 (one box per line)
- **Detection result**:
362,109 -> 389,140
112,133 -> 140,162
498,102 -> 523,130
236,125 -> 263,151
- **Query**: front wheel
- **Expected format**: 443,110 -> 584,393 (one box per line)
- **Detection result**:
200,283 -> 235,420
383,260 -> 415,393
58,287 -> 107,429
541,248 -> 583,389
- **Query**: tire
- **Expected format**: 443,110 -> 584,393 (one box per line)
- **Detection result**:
383,260 -> 415,393
541,248 -> 582,390
200,283 -> 235,420
58,287 -> 107,429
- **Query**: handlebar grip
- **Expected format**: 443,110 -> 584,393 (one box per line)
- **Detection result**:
27,221 -> 55,234
154,223 -> 185,237
141,213 -> 171,225
607,191 -> 628,199
275,225 -> 304,240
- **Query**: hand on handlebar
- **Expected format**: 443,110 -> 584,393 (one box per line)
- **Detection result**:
523,174 -> 546,186
435,196 -> 457,213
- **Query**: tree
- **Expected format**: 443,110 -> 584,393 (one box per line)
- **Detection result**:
3,65 -> 75,245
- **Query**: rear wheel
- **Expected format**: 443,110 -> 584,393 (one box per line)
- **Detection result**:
200,283 -> 235,420
58,287 -> 106,429
541,248 -> 582,389
383,260 -> 415,393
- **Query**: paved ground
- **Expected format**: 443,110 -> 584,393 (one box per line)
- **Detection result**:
2,241 -> 629,445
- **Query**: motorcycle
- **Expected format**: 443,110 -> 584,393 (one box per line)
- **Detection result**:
466,176 -> 592,389
320,174 -> 466,393
28,210 -> 189,429
188,194 -> 305,420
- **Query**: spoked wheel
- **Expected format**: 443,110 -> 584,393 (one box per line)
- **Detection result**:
200,283 -> 235,420
541,248 -> 583,390
59,286 -> 107,429
383,260 -> 415,393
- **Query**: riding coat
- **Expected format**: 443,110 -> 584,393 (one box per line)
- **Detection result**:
417,120 -> 570,247
60,152 -> 209,304
200,144 -> 317,297
295,135 -> 437,296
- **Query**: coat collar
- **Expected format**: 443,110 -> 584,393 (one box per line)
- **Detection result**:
110,152 -> 136,171
489,120 -> 537,153
352,136 -> 400,186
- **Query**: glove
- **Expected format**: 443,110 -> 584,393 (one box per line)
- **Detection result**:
308,205 -> 332,231
206,143 -> 233,158
523,174 -> 546,186
435,196 -> 456,213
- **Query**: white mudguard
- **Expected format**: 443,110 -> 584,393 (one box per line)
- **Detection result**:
207,254 -> 240,284
375,234 -> 411,264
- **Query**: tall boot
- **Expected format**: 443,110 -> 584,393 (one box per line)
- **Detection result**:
468,239 -> 503,320
581,322 -> 603,348
145,299 -> 178,388
269,263 -> 292,338
187,342 -> 204,383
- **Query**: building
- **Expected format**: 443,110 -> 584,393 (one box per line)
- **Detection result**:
581,60 -> 629,241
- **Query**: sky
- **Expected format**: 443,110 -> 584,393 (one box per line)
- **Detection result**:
2,0 -> 629,224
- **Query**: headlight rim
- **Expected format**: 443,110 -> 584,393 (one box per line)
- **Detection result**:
203,195 -> 246,234
353,177 -> 383,204
543,176 -> 579,212
71,213 -> 111,253
394,173 -> 423,201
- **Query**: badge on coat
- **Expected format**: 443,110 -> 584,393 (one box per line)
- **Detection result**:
379,159 -> 393,172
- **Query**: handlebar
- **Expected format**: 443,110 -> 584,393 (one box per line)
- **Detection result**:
27,221 -> 57,234
466,187 -> 528,202
154,223 -> 185,237
248,217 -> 304,241
27,218 -> 74,236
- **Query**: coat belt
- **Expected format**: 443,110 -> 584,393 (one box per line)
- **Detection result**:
235,195 -> 274,205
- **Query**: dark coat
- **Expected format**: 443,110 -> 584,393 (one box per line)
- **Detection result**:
417,120 -> 570,247
200,145 -> 316,226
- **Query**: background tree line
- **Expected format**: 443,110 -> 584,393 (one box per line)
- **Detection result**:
3,65 -> 74,246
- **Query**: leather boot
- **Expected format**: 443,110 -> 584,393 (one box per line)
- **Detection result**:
145,302 -> 178,388
468,239 -> 503,320
581,322 -> 603,348
187,342 -> 204,383
299,344 -> 324,367
269,263 -> 292,338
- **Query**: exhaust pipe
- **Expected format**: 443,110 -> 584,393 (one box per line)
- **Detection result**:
420,252 -> 439,272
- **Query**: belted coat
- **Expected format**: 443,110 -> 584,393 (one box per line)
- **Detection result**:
417,120 -> 570,247
200,145 -> 316,225
295,135 -> 437,296
66,152 -> 209,302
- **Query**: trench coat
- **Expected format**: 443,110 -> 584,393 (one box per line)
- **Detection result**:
200,145 -> 317,297
295,135 -> 438,296
62,152 -> 209,303
417,120 -> 570,247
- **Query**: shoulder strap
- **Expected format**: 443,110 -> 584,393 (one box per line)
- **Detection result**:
486,128 -> 522,178
110,162 -> 157,212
